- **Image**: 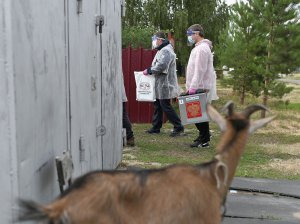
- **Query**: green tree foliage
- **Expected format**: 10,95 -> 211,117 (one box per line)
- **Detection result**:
218,0 -> 299,114
250,0 -> 299,117
144,0 -> 171,29
172,9 -> 190,68
122,0 -> 146,27
122,26 -> 156,48
216,2 -> 260,104
122,0 -> 230,74
185,0 -> 229,47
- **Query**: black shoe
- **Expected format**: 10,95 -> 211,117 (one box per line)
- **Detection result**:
170,128 -> 184,137
193,136 -> 201,142
126,137 -> 135,147
146,129 -> 160,134
194,134 -> 211,142
190,141 -> 209,148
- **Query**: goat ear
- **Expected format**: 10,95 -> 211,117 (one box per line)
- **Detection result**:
215,162 -> 228,189
249,115 -> 276,134
207,104 -> 226,132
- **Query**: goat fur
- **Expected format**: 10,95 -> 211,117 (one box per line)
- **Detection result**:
18,102 -> 275,224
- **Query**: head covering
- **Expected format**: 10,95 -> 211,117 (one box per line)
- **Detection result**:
154,31 -> 166,39
152,31 -> 168,50
187,24 -> 205,37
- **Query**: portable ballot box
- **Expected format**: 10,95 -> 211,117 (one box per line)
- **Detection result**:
178,93 -> 209,125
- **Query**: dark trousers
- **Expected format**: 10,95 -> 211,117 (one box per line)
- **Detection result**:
152,99 -> 183,131
195,122 -> 210,142
123,102 -> 134,140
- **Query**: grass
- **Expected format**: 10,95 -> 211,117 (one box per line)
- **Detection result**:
121,75 -> 300,180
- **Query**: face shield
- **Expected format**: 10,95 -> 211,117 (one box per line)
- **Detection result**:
186,30 -> 197,46
151,35 -> 164,49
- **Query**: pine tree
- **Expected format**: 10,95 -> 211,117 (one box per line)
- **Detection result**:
249,0 -> 299,117
217,0 -> 299,113
216,2 -> 260,104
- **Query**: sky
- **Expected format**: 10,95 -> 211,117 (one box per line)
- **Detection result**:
224,0 -> 246,5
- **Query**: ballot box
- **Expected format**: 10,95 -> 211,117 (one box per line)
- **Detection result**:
178,93 -> 209,125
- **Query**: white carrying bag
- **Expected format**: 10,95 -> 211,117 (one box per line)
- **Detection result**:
134,71 -> 156,102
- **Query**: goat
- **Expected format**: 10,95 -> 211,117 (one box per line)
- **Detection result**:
18,102 -> 275,224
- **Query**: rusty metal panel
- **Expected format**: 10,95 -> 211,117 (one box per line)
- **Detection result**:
100,0 -> 123,169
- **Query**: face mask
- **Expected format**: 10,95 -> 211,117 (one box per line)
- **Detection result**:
152,40 -> 158,49
188,36 -> 195,45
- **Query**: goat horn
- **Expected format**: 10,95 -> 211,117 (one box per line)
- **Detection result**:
243,104 -> 271,118
249,115 -> 276,134
221,101 -> 234,116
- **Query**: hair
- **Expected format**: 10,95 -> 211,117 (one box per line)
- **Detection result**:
188,24 -> 205,37
155,31 -> 166,39
18,102 -> 274,224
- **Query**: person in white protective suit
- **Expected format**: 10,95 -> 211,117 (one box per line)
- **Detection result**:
143,31 -> 184,137
185,24 -> 219,148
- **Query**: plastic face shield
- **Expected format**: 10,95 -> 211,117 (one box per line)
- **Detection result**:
186,30 -> 197,46
151,35 -> 164,49
186,30 -> 196,36
152,35 -> 158,42
152,35 -> 165,41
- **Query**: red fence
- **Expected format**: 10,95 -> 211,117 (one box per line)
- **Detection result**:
122,46 -> 157,123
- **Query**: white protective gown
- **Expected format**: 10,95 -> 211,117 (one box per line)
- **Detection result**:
186,39 -> 219,103
150,44 -> 180,100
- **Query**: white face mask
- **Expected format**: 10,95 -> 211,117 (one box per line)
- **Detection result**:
188,36 -> 195,45
152,40 -> 158,49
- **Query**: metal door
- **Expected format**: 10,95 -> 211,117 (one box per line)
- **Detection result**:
99,0 -> 123,169
68,0 -> 102,177
13,0 -> 68,200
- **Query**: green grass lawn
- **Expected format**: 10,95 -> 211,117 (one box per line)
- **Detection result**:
121,76 -> 300,180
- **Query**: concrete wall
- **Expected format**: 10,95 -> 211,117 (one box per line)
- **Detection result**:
0,0 -> 123,222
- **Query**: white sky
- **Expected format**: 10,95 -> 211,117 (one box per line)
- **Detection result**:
224,0 -> 246,5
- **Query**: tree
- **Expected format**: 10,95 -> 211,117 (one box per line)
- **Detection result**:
122,26 -> 155,48
144,0 -> 171,30
122,0 -> 146,27
172,9 -> 190,74
217,0 -> 299,113
249,0 -> 299,117
216,2 -> 260,104
122,0 -> 230,75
